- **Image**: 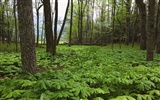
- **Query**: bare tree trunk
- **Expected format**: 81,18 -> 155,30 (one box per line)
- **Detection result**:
1,5 -> 4,43
78,0 -> 83,45
35,1 -> 43,47
146,0 -> 155,61
14,0 -> 18,52
53,0 -> 58,55
17,0 -> 37,74
125,0 -> 131,45
57,0 -> 70,45
6,10 -> 11,44
111,0 -> 116,51
131,6 -> 138,47
90,0 -> 95,45
80,0 -> 83,44
69,0 -> 73,46
156,0 -> 160,53
135,0 -> 147,50
43,0 -> 54,55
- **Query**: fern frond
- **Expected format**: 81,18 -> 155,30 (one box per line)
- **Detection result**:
110,96 -> 136,100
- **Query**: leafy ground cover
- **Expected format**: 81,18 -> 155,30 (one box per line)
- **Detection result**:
0,45 -> 160,100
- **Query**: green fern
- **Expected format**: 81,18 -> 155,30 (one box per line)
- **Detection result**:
133,94 -> 154,100
110,96 -> 136,100
149,90 -> 160,96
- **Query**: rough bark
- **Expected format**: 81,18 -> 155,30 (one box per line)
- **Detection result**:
17,0 -> 37,74
146,0 -> 155,61
43,0 -> 54,55
135,0 -> 147,50
156,0 -> 160,53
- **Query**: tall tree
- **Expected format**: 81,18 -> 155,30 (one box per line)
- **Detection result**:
135,0 -> 147,50
17,0 -> 37,74
90,0 -> 95,44
111,0 -> 116,51
146,0 -> 155,61
125,0 -> 131,45
13,0 -> 18,52
43,0 -> 54,55
35,0 -> 43,47
69,0 -> 73,46
78,0 -> 82,44
1,3 -> 5,43
156,0 -> 160,53
53,0 -> 58,55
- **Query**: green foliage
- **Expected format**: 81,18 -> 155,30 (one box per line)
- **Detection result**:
0,42 -> 20,52
0,45 -> 160,99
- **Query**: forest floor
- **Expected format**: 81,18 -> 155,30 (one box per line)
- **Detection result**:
0,44 -> 160,100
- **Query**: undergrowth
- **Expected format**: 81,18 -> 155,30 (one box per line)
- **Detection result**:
0,45 -> 160,100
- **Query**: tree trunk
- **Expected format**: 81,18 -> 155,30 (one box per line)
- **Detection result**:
111,0 -> 116,51
131,6 -> 138,47
53,0 -> 58,55
135,0 -> 147,50
43,0 -> 54,55
1,5 -> 4,43
57,0 -> 70,45
14,0 -> 18,52
90,0 -> 95,45
78,0 -> 83,45
125,0 -> 131,45
69,0 -> 73,46
146,0 -> 155,61
35,2 -> 43,47
36,10 -> 39,47
156,0 -> 160,53
17,0 -> 37,74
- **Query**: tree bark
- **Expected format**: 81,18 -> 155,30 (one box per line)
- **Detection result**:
43,0 -> 54,55
17,0 -> 37,74
156,0 -> 160,53
146,0 -> 155,61
135,0 -> 147,50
